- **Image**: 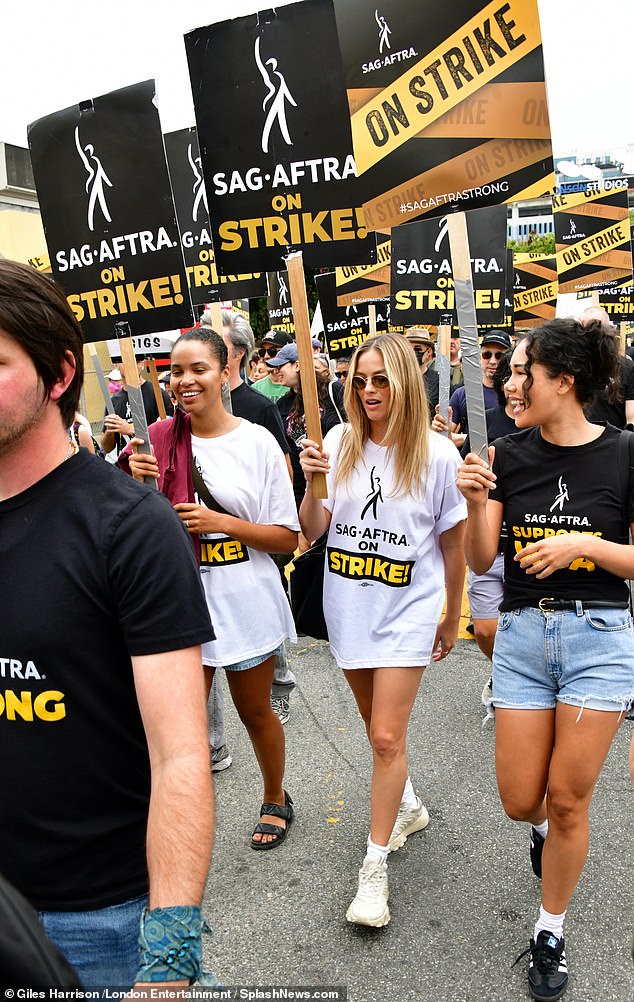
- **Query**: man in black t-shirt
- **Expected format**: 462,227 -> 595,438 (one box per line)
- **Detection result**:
101,360 -> 173,457
0,261 -> 215,988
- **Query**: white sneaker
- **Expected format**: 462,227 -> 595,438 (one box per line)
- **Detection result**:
387,796 -> 429,852
345,860 -> 390,927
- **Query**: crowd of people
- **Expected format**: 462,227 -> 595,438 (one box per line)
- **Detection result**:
0,258 -> 632,1001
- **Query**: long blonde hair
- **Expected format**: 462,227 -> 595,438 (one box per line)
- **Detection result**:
336,333 -> 430,497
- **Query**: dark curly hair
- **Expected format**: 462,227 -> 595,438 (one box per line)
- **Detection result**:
172,326 -> 228,369
520,317 -> 620,408
491,351 -> 512,407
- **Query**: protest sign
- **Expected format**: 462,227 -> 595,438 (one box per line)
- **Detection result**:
335,232 -> 392,305
391,203 -> 507,326
513,252 -> 557,328
333,0 -> 553,230
315,271 -> 394,357
268,271 -> 295,335
477,248 -> 514,333
107,330 -> 182,361
185,0 -> 377,273
28,80 -> 194,343
164,128 -> 267,305
552,180 -> 632,295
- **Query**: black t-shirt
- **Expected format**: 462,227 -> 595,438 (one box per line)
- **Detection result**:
585,356 -> 634,429
231,381 -> 290,456
105,381 -> 173,453
277,381 -> 345,510
0,452 -> 213,910
490,425 -> 634,611
460,405 -> 516,458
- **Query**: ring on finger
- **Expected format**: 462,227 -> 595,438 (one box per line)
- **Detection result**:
186,519 -> 190,529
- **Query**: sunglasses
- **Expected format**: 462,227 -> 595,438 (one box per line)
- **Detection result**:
260,346 -> 279,358
481,350 -> 506,360
351,373 -> 390,391
337,369 -> 349,380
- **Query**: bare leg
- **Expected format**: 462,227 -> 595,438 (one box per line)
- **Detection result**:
473,617 -> 497,661
541,703 -> 622,913
495,707 -> 554,827
344,666 -> 425,846
225,656 -> 287,845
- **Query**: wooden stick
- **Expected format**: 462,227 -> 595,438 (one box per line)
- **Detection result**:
286,253 -> 328,499
146,358 -> 167,420
87,343 -> 115,415
208,302 -> 223,333
619,321 -> 627,356
368,304 -> 377,338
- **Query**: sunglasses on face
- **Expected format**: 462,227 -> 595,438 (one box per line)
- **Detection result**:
260,346 -> 278,358
481,350 -> 506,360
351,373 -> 390,391
337,369 -> 349,380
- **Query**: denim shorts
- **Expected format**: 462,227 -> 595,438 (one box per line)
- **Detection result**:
467,553 -> 504,619
38,893 -> 147,988
492,605 -> 634,713
224,645 -> 281,672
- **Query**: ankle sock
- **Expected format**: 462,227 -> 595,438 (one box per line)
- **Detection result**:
401,777 -> 418,810
534,905 -> 565,942
533,819 -> 549,839
365,838 -> 389,865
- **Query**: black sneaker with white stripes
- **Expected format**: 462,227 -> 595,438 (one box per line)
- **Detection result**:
530,826 -> 545,879
522,931 -> 568,1001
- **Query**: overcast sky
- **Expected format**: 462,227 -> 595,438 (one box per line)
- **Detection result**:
1,0 -> 632,165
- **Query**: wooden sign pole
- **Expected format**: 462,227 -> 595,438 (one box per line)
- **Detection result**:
447,212 -> 488,461
368,304 -> 377,338
205,302 -> 233,413
286,252 -> 328,499
87,343 -> 115,416
619,321 -> 628,356
146,358 -> 167,420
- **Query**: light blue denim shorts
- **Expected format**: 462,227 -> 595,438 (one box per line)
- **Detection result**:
492,605 -> 634,713
224,645 -> 282,672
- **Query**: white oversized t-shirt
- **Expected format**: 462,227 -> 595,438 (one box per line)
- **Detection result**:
191,420 -> 299,668
322,425 -> 466,668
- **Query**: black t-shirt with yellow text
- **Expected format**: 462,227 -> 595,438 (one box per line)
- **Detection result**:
490,425 -> 634,611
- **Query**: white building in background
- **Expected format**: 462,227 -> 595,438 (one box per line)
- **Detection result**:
0,141 -> 47,263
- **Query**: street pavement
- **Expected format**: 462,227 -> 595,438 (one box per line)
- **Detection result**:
203,634 -> 634,1002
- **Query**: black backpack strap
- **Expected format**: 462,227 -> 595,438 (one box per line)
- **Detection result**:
190,455 -> 233,516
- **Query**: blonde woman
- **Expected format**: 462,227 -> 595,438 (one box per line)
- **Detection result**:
299,333 -> 466,927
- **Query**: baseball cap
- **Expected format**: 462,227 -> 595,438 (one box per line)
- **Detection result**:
480,330 -> 512,350
262,330 -> 293,347
108,368 -> 122,380
266,343 -> 299,367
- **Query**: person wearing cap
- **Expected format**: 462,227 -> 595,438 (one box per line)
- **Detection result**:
444,330 -> 512,445
404,328 -> 439,421
253,331 -> 293,402
270,343 -> 346,510
108,368 -> 122,395
101,360 -> 172,459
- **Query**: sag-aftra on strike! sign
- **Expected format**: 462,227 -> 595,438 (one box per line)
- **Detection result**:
334,0 -> 554,229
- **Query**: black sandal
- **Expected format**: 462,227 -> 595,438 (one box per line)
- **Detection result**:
250,791 -> 294,850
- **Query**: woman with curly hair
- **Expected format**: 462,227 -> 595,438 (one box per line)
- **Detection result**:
458,318 -> 634,1001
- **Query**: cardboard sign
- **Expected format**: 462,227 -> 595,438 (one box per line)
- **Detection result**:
267,271 -> 295,335
476,248 -> 514,333
184,0 -> 377,273
164,128 -> 267,305
513,252 -> 557,328
28,80 -> 194,343
107,330 -> 182,361
553,181 -> 632,295
316,271 -> 395,357
334,0 -> 554,231
390,203 -> 507,325
336,232 -> 392,305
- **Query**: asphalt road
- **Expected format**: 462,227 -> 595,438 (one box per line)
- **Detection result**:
203,635 -> 634,1002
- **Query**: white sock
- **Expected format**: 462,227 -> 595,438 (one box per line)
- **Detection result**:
534,905 -> 565,942
401,776 -> 418,810
533,819 -> 549,839
365,838 -> 389,865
